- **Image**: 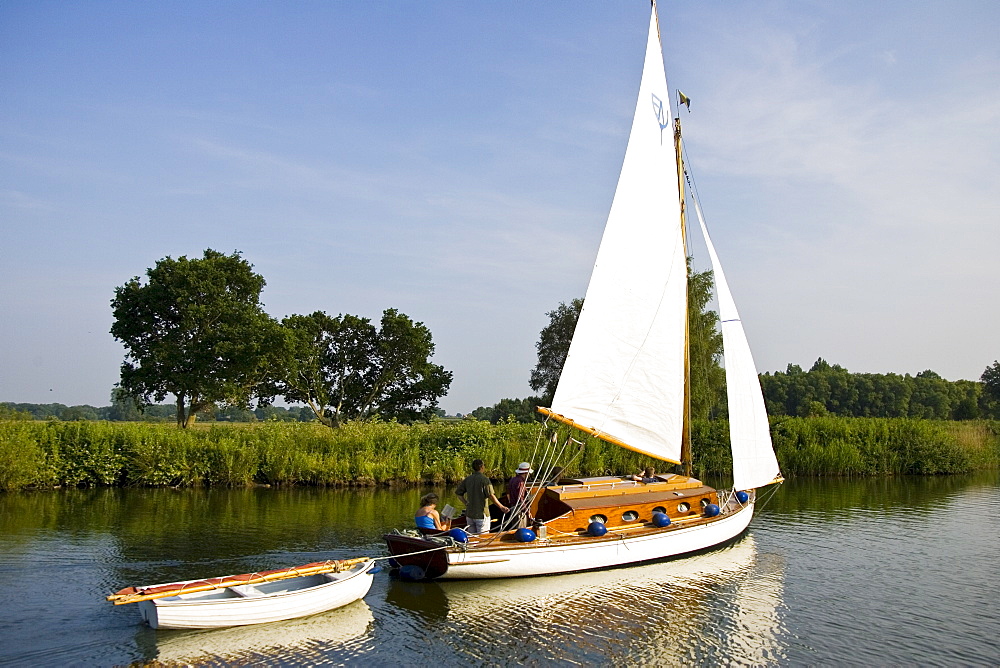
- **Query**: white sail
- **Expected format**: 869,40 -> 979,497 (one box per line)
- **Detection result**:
691,196 -> 781,490
550,6 -> 687,464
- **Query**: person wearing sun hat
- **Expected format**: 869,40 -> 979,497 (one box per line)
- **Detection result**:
505,462 -> 533,529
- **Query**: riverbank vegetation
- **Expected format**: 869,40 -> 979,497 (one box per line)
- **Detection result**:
1,417 -> 996,492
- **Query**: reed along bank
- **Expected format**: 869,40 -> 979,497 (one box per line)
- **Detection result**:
0,417 -> 997,491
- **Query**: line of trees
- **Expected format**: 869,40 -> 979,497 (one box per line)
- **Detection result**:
0,401 -> 316,423
761,359 -> 1000,420
110,249 -> 451,428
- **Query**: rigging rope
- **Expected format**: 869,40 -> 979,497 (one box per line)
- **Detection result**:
478,426 -> 587,548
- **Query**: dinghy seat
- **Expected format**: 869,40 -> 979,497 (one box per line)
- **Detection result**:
229,584 -> 263,598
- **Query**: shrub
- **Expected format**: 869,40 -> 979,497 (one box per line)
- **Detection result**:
0,416 -> 995,491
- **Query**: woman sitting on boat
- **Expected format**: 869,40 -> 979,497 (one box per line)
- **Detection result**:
415,493 -> 448,532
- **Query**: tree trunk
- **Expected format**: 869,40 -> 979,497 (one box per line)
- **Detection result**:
306,400 -> 336,428
177,394 -> 195,429
185,398 -> 213,428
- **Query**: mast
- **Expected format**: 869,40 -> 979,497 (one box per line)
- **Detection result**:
653,0 -> 693,477
674,111 -> 693,477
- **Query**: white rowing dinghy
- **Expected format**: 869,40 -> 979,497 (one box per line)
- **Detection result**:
108,557 -> 378,630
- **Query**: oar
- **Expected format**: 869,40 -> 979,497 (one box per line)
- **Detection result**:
107,557 -> 369,605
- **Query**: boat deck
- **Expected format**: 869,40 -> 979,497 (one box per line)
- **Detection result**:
463,493 -> 743,554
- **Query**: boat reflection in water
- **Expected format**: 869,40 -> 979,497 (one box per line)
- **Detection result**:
143,598 -> 374,665
396,535 -> 786,665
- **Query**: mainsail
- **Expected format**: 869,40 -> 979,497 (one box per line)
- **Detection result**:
690,195 -> 781,490
549,5 -> 687,464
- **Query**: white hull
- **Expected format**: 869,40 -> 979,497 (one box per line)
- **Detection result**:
138,560 -> 376,630
441,534 -> 759,609
441,502 -> 754,579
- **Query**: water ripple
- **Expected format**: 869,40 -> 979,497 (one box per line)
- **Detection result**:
1,475 -> 998,666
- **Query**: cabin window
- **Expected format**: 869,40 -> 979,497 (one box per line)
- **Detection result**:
652,506 -> 666,514
621,510 -> 639,522
700,498 -> 710,508
676,502 -> 690,513
589,514 -> 608,524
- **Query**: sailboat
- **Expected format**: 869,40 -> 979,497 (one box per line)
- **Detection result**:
383,2 -> 782,580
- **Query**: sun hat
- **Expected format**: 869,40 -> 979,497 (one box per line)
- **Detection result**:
515,462 -> 533,474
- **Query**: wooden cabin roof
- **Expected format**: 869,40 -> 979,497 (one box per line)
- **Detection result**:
546,474 -> 705,501
544,485 -> 716,510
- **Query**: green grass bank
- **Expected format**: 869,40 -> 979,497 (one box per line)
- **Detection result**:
1,417 -> 997,491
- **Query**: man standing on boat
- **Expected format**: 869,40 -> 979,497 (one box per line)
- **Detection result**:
505,462 -> 533,529
456,459 -> 508,534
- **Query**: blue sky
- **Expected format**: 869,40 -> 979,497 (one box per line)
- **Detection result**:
3,1 -> 998,414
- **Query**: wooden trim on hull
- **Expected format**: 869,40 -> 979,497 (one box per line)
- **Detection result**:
110,558 -> 369,605
448,558 -> 511,566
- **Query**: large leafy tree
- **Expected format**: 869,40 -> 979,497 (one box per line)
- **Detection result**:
275,308 -> 452,427
529,266 -> 725,416
110,249 -> 280,428
687,266 -> 726,420
981,361 -> 1000,418
529,298 -> 583,407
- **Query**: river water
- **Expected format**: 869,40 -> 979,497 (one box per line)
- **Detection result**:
0,473 -> 997,666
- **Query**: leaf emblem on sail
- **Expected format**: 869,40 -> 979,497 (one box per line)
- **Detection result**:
651,93 -> 669,142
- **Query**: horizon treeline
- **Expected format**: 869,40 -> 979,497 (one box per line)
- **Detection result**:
0,400 -> 453,424
761,358 -> 994,420
3,358 -> 996,425
0,401 -> 315,423
472,359 -> 999,424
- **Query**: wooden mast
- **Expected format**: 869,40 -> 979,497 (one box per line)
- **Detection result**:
654,0 -> 693,479
674,107 -> 693,478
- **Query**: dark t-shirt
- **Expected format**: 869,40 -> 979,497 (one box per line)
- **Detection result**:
456,471 -> 494,520
507,475 -> 526,507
